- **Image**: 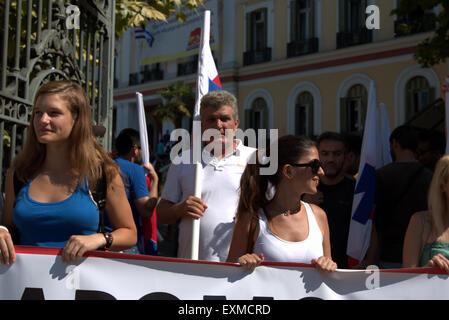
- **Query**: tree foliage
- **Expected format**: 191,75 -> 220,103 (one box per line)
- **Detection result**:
392,0 -> 449,67
0,1 -> 204,39
115,0 -> 204,37
152,81 -> 195,128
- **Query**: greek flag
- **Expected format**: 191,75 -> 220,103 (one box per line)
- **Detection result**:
346,80 -> 378,267
134,27 -> 154,48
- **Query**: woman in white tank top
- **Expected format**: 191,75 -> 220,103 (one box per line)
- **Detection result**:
227,135 -> 337,272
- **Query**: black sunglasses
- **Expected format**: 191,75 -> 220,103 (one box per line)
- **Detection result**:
289,159 -> 323,174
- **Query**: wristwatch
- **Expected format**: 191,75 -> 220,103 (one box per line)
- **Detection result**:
102,232 -> 113,251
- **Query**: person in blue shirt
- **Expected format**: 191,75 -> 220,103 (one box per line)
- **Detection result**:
112,128 -> 159,254
0,80 -> 137,265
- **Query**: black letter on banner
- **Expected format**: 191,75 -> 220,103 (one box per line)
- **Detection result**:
75,290 -> 116,300
203,295 -> 227,300
21,288 -> 45,300
140,292 -> 180,300
300,297 -> 323,300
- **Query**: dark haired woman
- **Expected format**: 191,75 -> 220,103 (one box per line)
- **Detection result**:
227,135 -> 337,272
0,80 -> 136,265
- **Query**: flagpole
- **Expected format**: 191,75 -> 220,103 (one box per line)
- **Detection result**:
136,92 -> 150,166
189,11 -> 212,260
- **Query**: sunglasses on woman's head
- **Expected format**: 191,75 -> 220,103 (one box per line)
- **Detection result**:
289,159 -> 323,174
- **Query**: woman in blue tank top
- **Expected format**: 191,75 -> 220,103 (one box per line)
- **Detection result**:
0,81 -> 137,265
227,135 -> 337,272
403,155 -> 449,274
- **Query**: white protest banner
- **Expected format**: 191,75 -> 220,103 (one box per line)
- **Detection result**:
0,246 -> 448,300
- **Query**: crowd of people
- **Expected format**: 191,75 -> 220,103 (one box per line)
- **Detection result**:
0,79 -> 448,276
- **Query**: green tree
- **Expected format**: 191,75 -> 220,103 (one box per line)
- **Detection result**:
0,0 -> 204,40
152,81 -> 195,129
115,0 -> 204,37
392,0 -> 449,67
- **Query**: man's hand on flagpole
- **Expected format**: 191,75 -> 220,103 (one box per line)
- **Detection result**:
181,196 -> 208,220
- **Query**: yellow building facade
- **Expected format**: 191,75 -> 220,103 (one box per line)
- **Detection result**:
114,0 -> 447,140
234,0 -> 447,137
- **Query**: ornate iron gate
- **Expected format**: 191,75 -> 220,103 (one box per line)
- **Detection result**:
0,0 -> 115,192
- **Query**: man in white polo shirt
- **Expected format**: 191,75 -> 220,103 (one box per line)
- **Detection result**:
157,90 -> 255,261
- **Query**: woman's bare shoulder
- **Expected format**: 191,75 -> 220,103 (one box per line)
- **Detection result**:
411,211 -> 430,224
307,203 -> 329,227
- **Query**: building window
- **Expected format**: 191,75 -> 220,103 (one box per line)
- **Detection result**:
244,8 -> 272,66
340,84 -> 367,133
177,55 -> 198,76
295,91 -> 314,136
288,0 -> 318,58
141,63 -> 163,83
394,5 -> 436,37
246,97 -> 268,130
337,0 -> 372,49
245,97 -> 269,147
406,76 -> 433,121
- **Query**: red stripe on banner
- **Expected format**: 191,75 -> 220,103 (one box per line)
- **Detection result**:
13,246 -> 447,275
15,246 -> 62,255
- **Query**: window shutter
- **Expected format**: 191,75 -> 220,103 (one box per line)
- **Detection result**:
263,103 -> 269,129
429,86 -> 435,103
245,109 -> 254,130
309,0 -> 315,38
309,103 -> 314,136
246,12 -> 253,51
262,7 -> 268,49
340,97 -> 348,132
406,87 -> 412,121
361,99 -> 367,131
290,0 -> 297,41
295,105 -> 300,135
339,0 -> 347,32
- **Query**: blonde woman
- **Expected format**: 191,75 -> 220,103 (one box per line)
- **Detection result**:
403,155 -> 449,273
0,80 -> 136,265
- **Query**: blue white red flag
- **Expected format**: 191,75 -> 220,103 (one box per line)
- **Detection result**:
347,80 -> 378,267
134,26 -> 154,48
193,11 -> 221,118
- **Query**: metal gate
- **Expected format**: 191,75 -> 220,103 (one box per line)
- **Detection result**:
0,0 -> 115,191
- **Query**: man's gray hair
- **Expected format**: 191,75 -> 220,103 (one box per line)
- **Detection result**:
200,90 -> 239,120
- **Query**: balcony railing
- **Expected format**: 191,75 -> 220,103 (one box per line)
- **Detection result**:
243,47 -> 272,66
336,29 -> 372,49
141,69 -> 164,82
129,73 -> 140,86
394,12 -> 436,37
177,60 -> 198,76
287,38 -> 319,58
